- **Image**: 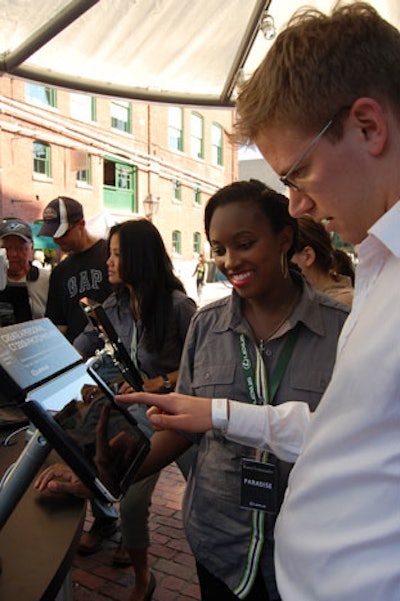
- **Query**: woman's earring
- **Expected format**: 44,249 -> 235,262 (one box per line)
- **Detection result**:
281,251 -> 289,279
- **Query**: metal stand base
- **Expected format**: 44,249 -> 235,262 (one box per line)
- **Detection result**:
0,428 -> 50,531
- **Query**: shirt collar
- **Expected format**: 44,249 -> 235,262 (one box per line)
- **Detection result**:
211,273 -> 327,339
367,200 -> 400,258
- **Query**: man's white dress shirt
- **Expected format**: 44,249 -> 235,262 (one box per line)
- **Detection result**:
225,201 -> 400,600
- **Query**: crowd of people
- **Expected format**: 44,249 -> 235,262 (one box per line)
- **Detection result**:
3,2 -> 400,601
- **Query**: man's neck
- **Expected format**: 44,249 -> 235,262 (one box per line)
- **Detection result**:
76,232 -> 99,253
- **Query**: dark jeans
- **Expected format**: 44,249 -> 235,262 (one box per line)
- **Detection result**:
196,561 -> 274,601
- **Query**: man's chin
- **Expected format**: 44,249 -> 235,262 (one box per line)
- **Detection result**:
8,270 -> 26,279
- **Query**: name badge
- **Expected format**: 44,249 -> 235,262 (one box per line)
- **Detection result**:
240,458 -> 277,513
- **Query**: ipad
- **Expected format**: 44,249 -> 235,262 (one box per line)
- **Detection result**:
80,297 -> 144,392
0,318 -> 150,503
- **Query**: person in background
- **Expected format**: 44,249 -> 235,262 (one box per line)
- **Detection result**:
32,249 -> 45,268
291,215 -> 353,307
332,247 -> 355,286
74,219 -> 197,601
192,253 -> 207,304
0,217 -> 50,325
38,196 -> 111,342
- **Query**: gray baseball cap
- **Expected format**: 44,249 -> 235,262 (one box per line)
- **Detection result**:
0,217 -> 33,242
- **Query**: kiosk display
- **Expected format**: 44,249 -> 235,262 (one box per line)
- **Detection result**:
0,318 -> 150,503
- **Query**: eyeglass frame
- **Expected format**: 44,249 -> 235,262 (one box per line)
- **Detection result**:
280,106 -> 351,191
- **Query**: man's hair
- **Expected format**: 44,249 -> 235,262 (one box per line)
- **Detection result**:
234,2 -> 400,145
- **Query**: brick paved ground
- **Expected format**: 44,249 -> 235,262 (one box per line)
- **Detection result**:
72,463 -> 200,601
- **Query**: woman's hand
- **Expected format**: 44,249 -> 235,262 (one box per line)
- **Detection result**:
34,463 -> 93,498
142,376 -> 165,393
115,391 -> 212,433
118,376 -> 172,395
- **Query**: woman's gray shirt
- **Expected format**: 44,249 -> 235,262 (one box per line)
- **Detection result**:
177,281 -> 349,599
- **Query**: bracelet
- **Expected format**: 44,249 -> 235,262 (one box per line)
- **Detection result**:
212,398 -> 229,432
162,374 -> 172,392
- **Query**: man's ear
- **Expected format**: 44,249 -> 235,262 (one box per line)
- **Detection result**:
350,97 -> 387,156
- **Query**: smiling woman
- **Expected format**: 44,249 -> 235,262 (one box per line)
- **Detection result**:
116,179 -> 349,601
151,179 -> 350,600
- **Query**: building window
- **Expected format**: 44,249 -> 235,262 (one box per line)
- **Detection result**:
193,184 -> 201,205
172,179 -> 182,201
70,93 -> 96,122
169,106 -> 183,151
172,230 -> 182,255
103,158 -> 137,212
193,231 -> 201,254
212,123 -> 224,166
33,140 -> 51,176
190,112 -> 204,159
111,100 -> 131,133
76,154 -> 91,184
26,83 -> 56,108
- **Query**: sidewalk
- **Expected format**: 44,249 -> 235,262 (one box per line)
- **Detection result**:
72,463 -> 200,601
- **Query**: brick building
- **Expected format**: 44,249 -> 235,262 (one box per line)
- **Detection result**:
0,76 -> 238,272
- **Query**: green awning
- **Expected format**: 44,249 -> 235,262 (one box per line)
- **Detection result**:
31,220 -> 60,250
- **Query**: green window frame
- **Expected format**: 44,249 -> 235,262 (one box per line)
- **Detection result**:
111,100 -> 131,133
212,122 -> 224,166
193,232 -> 201,254
190,112 -> 204,159
26,83 -> 56,108
172,230 -> 182,255
33,140 -> 51,176
193,184 -> 201,205
172,179 -> 182,201
76,154 -> 91,184
71,93 -> 96,122
103,157 -> 137,212
168,106 -> 184,151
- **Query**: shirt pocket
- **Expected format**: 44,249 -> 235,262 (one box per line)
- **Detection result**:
288,369 -> 332,411
192,363 -> 237,398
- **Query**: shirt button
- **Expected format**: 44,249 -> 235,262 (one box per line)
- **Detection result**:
265,349 -> 272,357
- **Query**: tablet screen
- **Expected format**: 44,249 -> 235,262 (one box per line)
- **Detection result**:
0,319 -> 150,502
24,364 -> 150,502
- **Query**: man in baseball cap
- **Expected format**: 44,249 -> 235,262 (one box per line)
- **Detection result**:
39,197 -> 111,343
0,217 -> 50,324
0,217 -> 33,244
38,196 -> 84,238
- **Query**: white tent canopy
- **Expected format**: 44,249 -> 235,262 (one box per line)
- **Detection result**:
1,0 -> 400,107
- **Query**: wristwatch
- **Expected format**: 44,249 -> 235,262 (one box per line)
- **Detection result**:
162,374 -> 173,392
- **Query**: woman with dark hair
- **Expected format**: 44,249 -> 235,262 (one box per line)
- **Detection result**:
332,247 -> 355,286
291,216 -> 354,307
74,218 -> 197,601
39,183 -> 348,601
123,181 -> 348,601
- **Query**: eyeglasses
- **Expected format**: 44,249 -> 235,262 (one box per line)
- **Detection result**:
280,106 -> 350,192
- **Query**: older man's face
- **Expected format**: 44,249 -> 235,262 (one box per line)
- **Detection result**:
1,235 -> 31,280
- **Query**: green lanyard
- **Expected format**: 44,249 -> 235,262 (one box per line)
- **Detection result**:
239,327 -> 299,462
239,326 -> 299,407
